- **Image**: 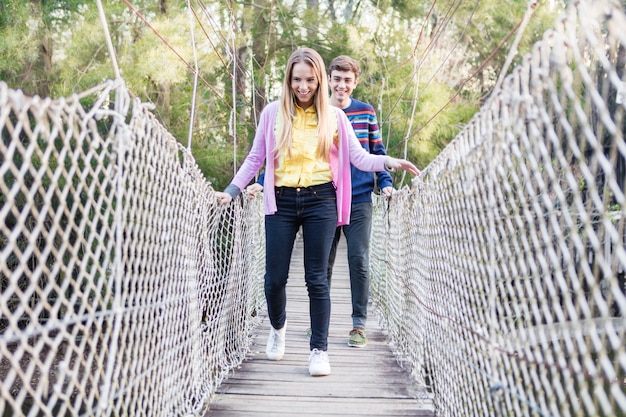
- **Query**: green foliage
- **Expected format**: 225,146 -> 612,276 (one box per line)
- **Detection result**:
376,0 -> 428,17
40,0 -> 86,23
0,0 -> 567,187
0,1 -> 42,91
192,137 -> 253,190
412,84 -> 479,169
53,10 -> 111,96
0,0 -> 29,30
439,0 -> 563,93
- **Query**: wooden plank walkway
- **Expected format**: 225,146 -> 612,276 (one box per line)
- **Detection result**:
207,236 -> 435,416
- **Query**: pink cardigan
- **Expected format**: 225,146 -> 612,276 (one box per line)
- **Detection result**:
229,101 -> 387,225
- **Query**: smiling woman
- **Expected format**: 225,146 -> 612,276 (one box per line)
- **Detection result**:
290,61 -> 318,109
214,46 -> 420,377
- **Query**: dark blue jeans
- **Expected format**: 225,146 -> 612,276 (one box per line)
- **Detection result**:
264,182 -> 337,351
327,202 -> 372,329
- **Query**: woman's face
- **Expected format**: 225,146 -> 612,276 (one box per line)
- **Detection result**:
290,61 -> 318,109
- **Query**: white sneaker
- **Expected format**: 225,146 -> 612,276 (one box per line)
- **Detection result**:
266,322 -> 286,360
308,348 -> 331,376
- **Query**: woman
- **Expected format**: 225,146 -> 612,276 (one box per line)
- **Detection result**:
215,47 -> 419,376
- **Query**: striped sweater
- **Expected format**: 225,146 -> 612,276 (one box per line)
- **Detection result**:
343,99 -> 392,203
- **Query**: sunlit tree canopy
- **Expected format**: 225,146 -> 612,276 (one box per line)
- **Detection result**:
0,0 -> 566,189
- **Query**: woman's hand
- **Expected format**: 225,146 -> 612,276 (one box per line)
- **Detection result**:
215,191 -> 233,205
246,183 -> 264,197
385,157 -> 421,176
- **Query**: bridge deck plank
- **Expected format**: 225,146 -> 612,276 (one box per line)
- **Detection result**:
207,236 -> 434,416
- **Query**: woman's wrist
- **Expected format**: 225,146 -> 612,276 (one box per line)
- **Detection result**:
384,157 -> 396,172
224,184 -> 241,199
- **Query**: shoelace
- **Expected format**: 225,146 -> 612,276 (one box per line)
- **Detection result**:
351,328 -> 365,337
310,348 -> 326,359
270,329 -> 281,350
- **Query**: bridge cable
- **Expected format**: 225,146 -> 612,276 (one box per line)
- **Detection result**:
95,1 -> 127,413
493,0 -> 540,92
376,0 -> 466,150
96,0 -> 121,80
228,0 -> 238,174
118,0 -> 227,104
418,0 -> 478,95
190,0 -> 258,129
386,6 -> 532,154
399,55 -> 421,186
187,0 -> 200,150
370,0 -> 536,156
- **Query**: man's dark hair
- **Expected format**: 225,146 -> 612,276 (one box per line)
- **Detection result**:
328,55 -> 360,77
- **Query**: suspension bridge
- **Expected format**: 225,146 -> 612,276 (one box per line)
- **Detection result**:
1,0 -> 626,415
208,235 -> 435,416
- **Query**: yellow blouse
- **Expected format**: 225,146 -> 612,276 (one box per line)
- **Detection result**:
274,104 -> 333,187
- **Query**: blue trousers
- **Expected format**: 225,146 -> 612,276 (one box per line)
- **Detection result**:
264,182 -> 337,351
327,202 -> 372,329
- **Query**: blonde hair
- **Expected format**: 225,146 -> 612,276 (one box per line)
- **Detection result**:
274,47 -> 335,160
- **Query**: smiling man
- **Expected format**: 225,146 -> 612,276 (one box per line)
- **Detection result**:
326,55 -> 394,348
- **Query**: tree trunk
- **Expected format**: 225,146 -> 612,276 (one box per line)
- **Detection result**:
157,81 -> 171,127
37,33 -> 52,97
237,45 -> 249,120
306,0 -> 319,41
250,0 -> 272,123
327,0 -> 336,21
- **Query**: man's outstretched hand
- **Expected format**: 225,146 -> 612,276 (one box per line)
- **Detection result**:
381,186 -> 394,198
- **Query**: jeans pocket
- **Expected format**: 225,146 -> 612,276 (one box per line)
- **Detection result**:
312,188 -> 336,201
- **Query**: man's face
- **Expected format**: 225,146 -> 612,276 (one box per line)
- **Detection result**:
329,69 -> 358,102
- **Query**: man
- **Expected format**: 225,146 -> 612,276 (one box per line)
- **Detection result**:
247,55 -> 394,348
325,55 -> 393,348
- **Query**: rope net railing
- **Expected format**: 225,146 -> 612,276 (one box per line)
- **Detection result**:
1,0 -> 625,416
369,0 -> 626,416
0,80 -> 265,416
